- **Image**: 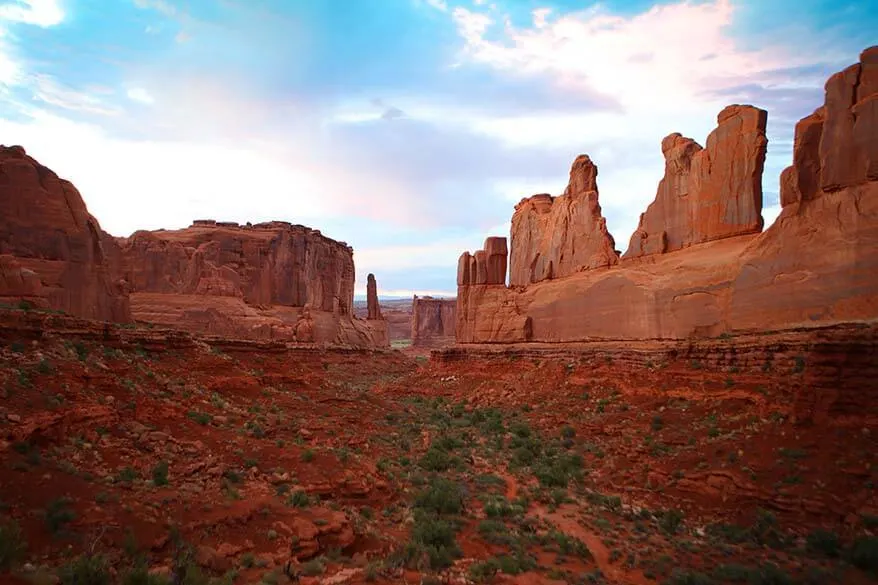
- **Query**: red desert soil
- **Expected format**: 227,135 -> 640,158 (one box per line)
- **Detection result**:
0,308 -> 876,585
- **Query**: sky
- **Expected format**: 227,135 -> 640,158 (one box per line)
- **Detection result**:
0,0 -> 875,297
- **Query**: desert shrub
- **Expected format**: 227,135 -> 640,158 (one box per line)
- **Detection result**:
850,535 -> 878,573
0,519 -> 25,570
45,497 -> 76,534
287,490 -> 311,508
152,461 -> 169,486
806,529 -> 840,557
59,554 -> 111,585
658,509 -> 685,535
414,477 -> 464,516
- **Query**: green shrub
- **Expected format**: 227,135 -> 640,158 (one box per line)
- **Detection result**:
152,461 -> 170,486
806,529 -> 840,557
45,497 -> 76,534
414,478 -> 464,516
0,519 -> 25,570
850,535 -> 878,573
59,554 -> 110,585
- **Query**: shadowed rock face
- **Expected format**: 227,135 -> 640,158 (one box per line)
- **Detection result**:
456,47 -> 878,344
366,273 -> 382,320
510,155 -> 618,287
625,105 -> 768,259
0,145 -> 131,322
411,295 -> 456,348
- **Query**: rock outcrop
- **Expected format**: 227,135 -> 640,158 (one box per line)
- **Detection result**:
411,296 -> 456,348
0,145 -> 131,322
625,105 -> 768,258
457,237 -> 508,287
510,155 -> 618,286
0,146 -> 388,348
456,48 -> 878,343
366,273 -> 381,320
117,222 -> 388,347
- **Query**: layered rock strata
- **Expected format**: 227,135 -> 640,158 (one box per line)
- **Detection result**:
510,155 -> 619,286
411,296 -> 456,348
625,105 -> 768,258
456,47 -> 878,343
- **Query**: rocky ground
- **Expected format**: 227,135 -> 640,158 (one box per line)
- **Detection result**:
0,307 -> 876,585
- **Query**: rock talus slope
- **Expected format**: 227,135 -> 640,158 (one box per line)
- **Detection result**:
457,48 -> 878,343
0,145 -> 131,322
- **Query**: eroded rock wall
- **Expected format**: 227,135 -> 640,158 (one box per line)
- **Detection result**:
0,145 -> 131,322
411,296 -> 456,348
118,221 -> 388,347
625,105 -> 767,258
510,155 -> 619,286
456,47 -> 878,344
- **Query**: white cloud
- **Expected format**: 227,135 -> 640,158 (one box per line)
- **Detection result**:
126,87 -> 155,105
0,111 -> 336,236
425,0 -> 448,12
132,0 -> 176,17
0,0 -> 64,27
30,74 -> 121,115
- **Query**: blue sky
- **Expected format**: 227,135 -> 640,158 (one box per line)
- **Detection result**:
1,0 -> 875,296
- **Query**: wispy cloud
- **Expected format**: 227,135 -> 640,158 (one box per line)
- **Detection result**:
0,0 -> 63,27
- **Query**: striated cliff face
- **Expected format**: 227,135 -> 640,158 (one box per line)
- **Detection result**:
625,105 -> 768,258
411,296 -> 456,347
119,220 -> 356,314
117,221 -> 388,347
0,145 -> 131,322
0,146 -> 388,348
457,47 -> 878,344
510,155 -> 619,286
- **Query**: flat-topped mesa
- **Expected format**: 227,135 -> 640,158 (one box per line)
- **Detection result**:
366,273 -> 382,320
510,154 -> 618,286
781,46 -> 878,206
0,145 -> 131,322
120,221 -> 356,314
457,236 -> 508,286
625,104 -> 768,259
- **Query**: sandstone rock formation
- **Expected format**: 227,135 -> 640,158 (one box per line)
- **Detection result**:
456,47 -> 878,343
625,105 -> 768,258
0,146 -> 388,348
411,295 -> 456,348
0,145 -> 131,322
510,155 -> 618,286
366,273 -> 381,320
117,222 -> 388,347
457,237 -> 508,286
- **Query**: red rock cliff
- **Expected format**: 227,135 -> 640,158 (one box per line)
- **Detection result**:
510,155 -> 618,286
456,47 -> 878,343
411,295 -> 456,348
625,105 -> 767,258
0,145 -> 131,322
117,221 -> 388,347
